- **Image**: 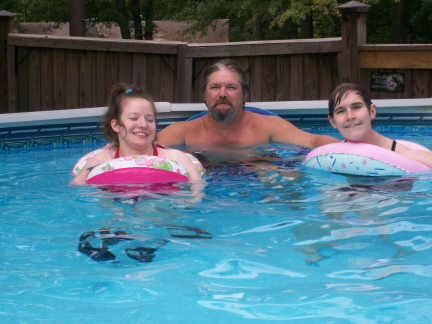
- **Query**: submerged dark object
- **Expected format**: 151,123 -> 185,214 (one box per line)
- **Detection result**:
167,224 -> 212,239
78,228 -> 165,263
125,247 -> 157,262
78,225 -> 212,263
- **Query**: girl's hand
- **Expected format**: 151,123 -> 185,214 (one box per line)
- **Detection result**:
70,151 -> 114,185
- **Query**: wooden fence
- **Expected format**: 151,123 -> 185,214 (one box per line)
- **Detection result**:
1,1 -> 431,114
359,45 -> 432,99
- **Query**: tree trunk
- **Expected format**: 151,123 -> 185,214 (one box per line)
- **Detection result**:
115,0 -> 131,39
299,9 -> 313,38
130,0 -> 143,39
392,0 -> 405,42
69,0 -> 85,36
143,0 -> 154,40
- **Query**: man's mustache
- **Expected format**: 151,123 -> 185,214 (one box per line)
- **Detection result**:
215,98 -> 232,106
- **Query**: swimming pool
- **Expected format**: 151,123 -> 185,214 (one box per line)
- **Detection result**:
2,102 -> 432,323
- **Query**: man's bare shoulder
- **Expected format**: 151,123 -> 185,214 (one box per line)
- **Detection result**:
157,118 -> 201,146
247,112 -> 288,129
157,121 -> 187,146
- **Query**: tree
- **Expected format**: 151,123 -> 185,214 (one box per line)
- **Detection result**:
84,0 -> 154,39
1,0 -> 431,43
130,0 -> 143,39
142,0 -> 154,40
410,0 -> 432,43
69,0 -> 85,36
0,0 -> 69,22
156,0 -> 340,41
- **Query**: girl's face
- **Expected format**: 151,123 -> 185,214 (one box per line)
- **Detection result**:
111,98 -> 156,150
329,90 -> 376,142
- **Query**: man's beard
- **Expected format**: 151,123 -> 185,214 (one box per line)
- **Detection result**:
209,99 -> 237,123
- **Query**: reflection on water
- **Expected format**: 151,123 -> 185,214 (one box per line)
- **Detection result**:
2,141 -> 432,323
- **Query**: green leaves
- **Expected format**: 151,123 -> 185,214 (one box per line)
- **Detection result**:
1,0 -> 431,42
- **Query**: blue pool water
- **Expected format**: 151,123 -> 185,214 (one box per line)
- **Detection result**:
2,123 -> 432,323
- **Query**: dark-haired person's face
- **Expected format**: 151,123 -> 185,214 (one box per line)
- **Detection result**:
204,69 -> 247,124
329,90 -> 376,142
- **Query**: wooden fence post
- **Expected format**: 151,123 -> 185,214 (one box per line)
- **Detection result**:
337,1 -> 369,84
175,44 -> 193,103
0,10 -> 17,113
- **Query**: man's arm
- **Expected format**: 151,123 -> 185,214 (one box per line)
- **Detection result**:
269,116 -> 340,147
157,121 -> 187,146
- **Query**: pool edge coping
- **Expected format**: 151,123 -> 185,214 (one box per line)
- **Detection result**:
1,98 -> 432,128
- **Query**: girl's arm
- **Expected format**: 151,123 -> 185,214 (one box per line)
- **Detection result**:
403,149 -> 432,168
173,150 -> 203,182
70,151 -> 114,185
163,149 -> 205,202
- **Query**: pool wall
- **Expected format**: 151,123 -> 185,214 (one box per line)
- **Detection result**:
1,98 -> 432,151
2,98 -> 432,128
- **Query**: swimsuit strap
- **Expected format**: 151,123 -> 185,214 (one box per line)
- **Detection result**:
153,144 -> 165,156
115,145 -> 164,158
391,140 -> 397,151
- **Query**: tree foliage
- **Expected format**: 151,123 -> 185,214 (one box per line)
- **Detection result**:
84,0 -> 155,39
0,0 -> 431,43
0,0 -> 69,22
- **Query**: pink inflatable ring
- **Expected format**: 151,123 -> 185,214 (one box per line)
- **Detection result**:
303,140 -> 431,176
72,148 -> 204,185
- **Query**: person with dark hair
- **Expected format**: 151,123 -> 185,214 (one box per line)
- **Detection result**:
157,59 -> 338,149
71,83 -> 203,185
328,82 -> 432,167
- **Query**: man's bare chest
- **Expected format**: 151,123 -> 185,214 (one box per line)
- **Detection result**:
185,123 -> 269,146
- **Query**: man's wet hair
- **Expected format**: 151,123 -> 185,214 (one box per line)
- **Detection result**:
202,59 -> 249,94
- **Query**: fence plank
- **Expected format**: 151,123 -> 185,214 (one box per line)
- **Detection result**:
16,48 -> 29,112
191,58 -> 213,102
318,54 -> 337,99
28,48 -> 41,111
79,51 -> 93,107
176,45 -> 193,103
412,70 -> 431,98
276,55 -> 292,101
360,50 -> 432,69
104,53 -> 119,101
290,55 -> 304,100
160,55 -> 176,101
7,44 -> 17,113
40,48 -> 54,109
146,55 -> 161,100
261,56 -> 277,101
94,51 -> 106,106
186,38 -> 342,57
249,56 -> 263,101
132,53 -> 147,91
53,49 -> 66,108
65,51 -> 80,108
236,57 -> 251,100
8,34 -> 182,54
118,53 -> 133,85
303,54 -> 319,100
